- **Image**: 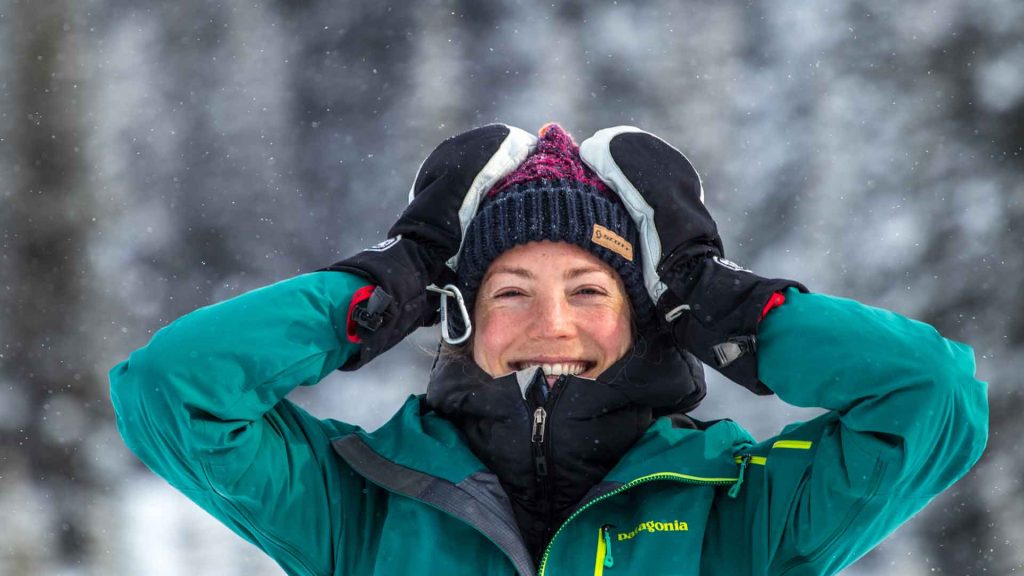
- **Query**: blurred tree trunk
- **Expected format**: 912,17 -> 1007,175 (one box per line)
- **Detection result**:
4,0 -> 98,571
912,17 -> 1024,574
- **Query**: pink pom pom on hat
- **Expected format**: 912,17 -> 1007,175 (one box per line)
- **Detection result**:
487,123 -> 614,199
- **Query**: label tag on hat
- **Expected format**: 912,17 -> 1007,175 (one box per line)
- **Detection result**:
591,224 -> 634,261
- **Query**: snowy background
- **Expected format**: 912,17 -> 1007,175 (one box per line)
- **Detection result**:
1,0 -> 1022,574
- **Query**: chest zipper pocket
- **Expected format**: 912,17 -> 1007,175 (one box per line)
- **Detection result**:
594,524 -> 615,575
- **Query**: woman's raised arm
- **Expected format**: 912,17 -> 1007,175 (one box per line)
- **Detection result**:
110,270 -> 373,575
704,287 -> 987,574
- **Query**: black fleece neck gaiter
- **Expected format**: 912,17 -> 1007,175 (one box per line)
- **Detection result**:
425,332 -> 706,563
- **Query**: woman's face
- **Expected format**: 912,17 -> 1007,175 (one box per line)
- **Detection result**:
472,241 -> 633,387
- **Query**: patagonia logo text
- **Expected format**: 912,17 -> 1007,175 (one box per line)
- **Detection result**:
591,224 -> 634,261
617,520 -> 689,541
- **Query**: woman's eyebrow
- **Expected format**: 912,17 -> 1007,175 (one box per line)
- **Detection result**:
484,265 -> 612,283
484,266 -> 534,281
565,266 -> 613,280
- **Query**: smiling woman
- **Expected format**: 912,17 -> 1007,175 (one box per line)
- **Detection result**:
110,122 -> 987,576
472,241 -> 633,387
419,125 -> 707,562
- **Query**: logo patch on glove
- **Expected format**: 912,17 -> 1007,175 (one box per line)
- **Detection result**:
365,235 -> 401,252
592,224 -> 634,261
712,255 -> 750,273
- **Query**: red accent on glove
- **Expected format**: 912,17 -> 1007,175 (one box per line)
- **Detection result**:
346,285 -> 376,344
759,291 -> 787,322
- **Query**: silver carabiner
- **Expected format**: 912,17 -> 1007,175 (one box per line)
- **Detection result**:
426,284 -> 473,345
663,303 -> 690,323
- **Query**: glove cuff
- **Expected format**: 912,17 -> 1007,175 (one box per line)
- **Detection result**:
345,285 -> 377,343
321,237 -> 442,370
657,256 -> 808,394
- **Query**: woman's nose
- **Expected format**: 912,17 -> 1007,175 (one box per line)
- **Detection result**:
529,292 -> 576,339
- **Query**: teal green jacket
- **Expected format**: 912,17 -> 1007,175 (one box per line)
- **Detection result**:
110,271 -> 988,575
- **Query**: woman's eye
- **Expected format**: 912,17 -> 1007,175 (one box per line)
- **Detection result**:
494,289 -> 525,298
574,287 -> 607,297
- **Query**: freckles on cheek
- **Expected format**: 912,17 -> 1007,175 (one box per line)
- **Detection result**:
584,307 -> 633,355
473,307 -> 514,374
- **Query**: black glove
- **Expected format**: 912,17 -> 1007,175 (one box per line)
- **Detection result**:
323,124 -> 536,369
580,126 -> 807,394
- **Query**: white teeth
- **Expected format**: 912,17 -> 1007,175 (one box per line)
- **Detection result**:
519,362 -> 588,376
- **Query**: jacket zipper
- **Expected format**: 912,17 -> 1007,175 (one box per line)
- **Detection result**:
777,457 -> 887,574
538,470 -> 741,575
532,406 -> 548,477
531,375 -> 563,558
593,524 -> 615,575
727,454 -> 752,498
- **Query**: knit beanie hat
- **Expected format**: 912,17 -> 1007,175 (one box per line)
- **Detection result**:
456,123 -> 654,327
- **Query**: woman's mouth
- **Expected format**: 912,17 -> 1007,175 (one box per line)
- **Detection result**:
509,360 -> 596,382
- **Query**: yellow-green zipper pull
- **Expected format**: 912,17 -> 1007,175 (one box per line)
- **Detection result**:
602,525 -> 615,567
728,454 -> 752,498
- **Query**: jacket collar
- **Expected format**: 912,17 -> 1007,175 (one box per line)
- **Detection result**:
343,394 -> 752,487
346,394 -> 487,485
604,413 -> 755,484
